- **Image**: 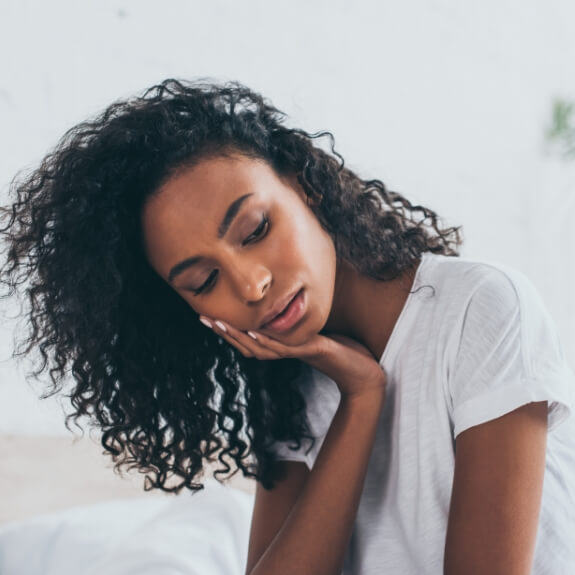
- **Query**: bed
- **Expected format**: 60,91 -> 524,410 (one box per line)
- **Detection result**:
0,434 -> 256,574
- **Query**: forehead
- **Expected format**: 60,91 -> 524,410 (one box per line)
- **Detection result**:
155,154 -> 276,214
140,155 -> 292,270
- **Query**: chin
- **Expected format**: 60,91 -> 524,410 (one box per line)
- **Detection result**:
286,317 -> 324,346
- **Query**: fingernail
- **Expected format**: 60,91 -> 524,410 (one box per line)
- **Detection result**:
214,320 -> 227,332
247,331 -> 258,340
199,317 -> 213,329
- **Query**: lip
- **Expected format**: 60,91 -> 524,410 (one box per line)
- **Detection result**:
259,288 -> 305,331
260,288 -> 306,334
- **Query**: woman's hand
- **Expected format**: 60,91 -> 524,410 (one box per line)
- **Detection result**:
199,316 -> 386,401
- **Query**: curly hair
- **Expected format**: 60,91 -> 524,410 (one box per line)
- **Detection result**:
0,78 -> 462,492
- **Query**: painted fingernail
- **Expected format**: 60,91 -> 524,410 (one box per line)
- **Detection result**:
214,320 -> 227,332
199,317 -> 213,329
247,331 -> 258,340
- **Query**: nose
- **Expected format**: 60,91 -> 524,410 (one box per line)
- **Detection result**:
228,261 -> 272,303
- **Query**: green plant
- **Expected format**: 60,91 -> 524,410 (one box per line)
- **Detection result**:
546,99 -> 575,159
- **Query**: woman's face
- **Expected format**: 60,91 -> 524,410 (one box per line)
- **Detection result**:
141,154 -> 337,346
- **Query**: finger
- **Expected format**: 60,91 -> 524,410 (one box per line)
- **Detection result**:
213,320 -> 282,360
198,316 -> 254,357
214,325 -> 256,358
202,317 -> 279,359
248,328 -> 326,360
224,321 -> 323,359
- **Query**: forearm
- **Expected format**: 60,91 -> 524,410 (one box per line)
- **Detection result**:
249,391 -> 384,575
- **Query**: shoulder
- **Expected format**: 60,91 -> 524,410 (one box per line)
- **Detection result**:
422,253 -> 543,319
424,254 -> 568,385
437,256 -> 575,436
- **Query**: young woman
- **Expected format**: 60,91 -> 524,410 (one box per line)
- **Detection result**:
1,79 -> 574,574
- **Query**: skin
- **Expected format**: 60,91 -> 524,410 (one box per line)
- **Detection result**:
141,153 -> 416,360
141,153 -> 548,573
444,401 -> 548,575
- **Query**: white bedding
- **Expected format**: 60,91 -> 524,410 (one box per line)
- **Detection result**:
0,479 -> 255,575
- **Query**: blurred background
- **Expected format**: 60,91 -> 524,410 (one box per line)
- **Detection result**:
0,0 -> 574,522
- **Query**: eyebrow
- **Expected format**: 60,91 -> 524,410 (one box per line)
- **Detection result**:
167,193 -> 254,283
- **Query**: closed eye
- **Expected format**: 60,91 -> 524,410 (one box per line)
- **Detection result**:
189,214 -> 270,295
242,214 -> 269,245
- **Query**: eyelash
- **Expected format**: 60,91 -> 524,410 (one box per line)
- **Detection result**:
190,215 -> 270,295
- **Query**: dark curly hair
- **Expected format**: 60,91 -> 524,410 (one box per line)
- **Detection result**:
0,78 -> 462,492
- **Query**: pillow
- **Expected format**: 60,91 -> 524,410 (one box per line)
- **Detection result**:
0,479 -> 254,575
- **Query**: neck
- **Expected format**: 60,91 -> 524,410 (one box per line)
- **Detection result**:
322,258 -> 420,361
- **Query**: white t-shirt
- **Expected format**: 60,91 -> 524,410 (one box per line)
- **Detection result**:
271,252 -> 575,574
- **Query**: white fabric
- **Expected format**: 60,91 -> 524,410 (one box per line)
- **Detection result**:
0,479 -> 254,575
272,253 -> 575,574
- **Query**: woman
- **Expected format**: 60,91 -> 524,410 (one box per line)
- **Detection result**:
1,79 -> 574,574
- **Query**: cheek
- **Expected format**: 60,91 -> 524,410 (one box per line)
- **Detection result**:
297,216 -> 336,276
279,208 -> 332,263
288,215 -> 337,312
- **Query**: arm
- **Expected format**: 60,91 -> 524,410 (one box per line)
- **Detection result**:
444,401 -> 548,575
246,460 -> 311,573
246,391 -> 385,575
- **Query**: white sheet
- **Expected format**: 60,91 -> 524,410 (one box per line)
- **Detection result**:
0,479 -> 254,575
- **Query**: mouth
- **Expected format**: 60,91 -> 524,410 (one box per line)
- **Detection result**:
260,288 -> 306,334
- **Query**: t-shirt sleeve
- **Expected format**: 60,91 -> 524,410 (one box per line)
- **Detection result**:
448,266 -> 575,438
267,368 -> 341,471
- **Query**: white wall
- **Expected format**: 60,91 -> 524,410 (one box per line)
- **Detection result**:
1,0 -> 574,435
